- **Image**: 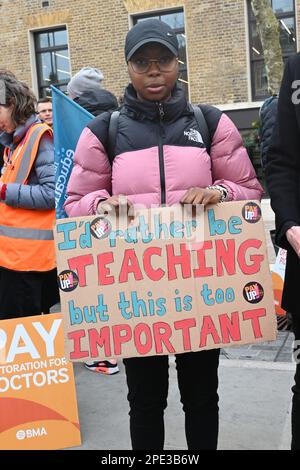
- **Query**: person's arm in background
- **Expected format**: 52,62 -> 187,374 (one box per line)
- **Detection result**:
0,133 -> 55,210
265,55 -> 300,252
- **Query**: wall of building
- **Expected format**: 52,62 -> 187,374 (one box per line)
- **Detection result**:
0,0 -> 299,105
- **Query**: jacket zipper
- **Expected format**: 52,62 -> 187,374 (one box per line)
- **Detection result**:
157,102 -> 166,205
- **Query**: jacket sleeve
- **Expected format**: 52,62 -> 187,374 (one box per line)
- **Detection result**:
259,97 -> 278,168
210,113 -> 263,201
5,133 -> 55,210
64,127 -> 112,217
265,56 -> 300,249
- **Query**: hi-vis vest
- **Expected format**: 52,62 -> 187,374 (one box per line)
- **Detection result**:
0,123 -> 56,272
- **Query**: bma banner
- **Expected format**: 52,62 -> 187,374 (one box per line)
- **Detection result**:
0,314 -> 81,449
54,201 -> 277,361
52,86 -> 93,219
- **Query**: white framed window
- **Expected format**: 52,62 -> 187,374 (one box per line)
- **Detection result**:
34,27 -> 71,98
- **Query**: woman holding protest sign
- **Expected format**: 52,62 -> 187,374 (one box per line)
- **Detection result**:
65,20 -> 263,450
0,71 -> 59,320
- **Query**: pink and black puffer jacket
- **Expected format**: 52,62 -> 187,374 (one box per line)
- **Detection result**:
65,84 -> 263,217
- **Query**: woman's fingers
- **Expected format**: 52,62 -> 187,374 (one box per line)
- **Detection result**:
181,188 -> 221,206
97,195 -> 132,216
181,188 -> 204,204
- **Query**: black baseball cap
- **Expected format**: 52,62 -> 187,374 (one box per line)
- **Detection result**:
125,19 -> 179,62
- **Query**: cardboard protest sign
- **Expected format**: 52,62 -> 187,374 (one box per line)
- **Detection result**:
55,201 -> 277,361
0,313 -> 81,449
271,247 -> 287,316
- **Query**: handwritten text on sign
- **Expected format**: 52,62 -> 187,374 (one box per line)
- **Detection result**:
54,202 -> 276,360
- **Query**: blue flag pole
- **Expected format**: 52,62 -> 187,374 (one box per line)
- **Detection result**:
51,85 -> 93,219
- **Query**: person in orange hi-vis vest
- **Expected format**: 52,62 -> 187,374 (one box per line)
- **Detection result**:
0,71 -> 59,320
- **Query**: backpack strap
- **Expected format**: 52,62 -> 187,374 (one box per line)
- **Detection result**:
107,110 -> 120,164
191,104 -> 211,155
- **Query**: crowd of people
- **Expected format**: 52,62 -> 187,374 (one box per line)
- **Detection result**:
0,18 -> 300,450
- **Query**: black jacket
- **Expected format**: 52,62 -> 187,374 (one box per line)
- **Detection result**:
0,143 -> 4,170
265,52 -> 300,311
74,88 -> 118,116
259,95 -> 278,168
88,83 -> 221,154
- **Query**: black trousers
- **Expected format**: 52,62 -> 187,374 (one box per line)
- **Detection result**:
0,267 -> 60,320
292,314 -> 300,450
123,348 -> 220,450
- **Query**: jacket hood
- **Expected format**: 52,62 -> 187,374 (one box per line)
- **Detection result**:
123,83 -> 189,122
74,88 -> 118,117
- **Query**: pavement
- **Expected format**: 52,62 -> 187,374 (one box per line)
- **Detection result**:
60,199 -> 296,451
71,356 -> 294,451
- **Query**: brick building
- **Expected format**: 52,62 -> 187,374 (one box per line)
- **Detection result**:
1,0 -> 298,102
0,0 -> 299,174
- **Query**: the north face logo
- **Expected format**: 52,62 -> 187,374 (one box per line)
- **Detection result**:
184,128 -> 203,144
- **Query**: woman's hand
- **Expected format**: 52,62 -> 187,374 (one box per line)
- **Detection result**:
180,187 -> 221,206
96,195 -> 132,217
286,226 -> 300,257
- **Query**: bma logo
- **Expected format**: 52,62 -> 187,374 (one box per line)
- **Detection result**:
16,427 -> 47,440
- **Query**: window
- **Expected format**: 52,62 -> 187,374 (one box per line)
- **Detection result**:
248,0 -> 296,101
34,27 -> 71,98
132,10 -> 188,96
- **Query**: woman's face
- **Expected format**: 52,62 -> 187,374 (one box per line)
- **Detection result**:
128,43 -> 178,102
0,104 -> 15,133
